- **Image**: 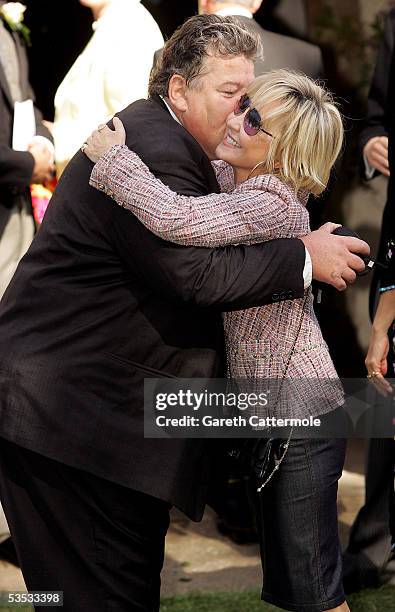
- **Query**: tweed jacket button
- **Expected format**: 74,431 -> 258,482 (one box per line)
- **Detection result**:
286,291 -> 293,299
272,293 -> 279,301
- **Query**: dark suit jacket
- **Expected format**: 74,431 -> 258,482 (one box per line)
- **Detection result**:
359,10 -> 395,158
0,17 -> 52,237
0,95 -> 305,520
358,10 -> 395,313
236,16 -> 323,78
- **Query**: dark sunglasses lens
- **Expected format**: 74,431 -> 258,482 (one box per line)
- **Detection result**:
235,94 -> 250,115
244,108 -> 261,136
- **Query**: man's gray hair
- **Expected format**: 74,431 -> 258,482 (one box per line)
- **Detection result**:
149,14 -> 262,97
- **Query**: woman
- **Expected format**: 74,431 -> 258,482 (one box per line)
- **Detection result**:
365,227 -> 395,393
85,70 -> 350,612
364,245 -> 395,546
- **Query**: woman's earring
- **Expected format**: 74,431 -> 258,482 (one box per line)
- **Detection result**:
247,160 -> 266,180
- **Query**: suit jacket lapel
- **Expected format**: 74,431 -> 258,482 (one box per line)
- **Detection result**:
0,25 -> 26,107
12,30 -> 28,98
150,94 -> 220,194
0,59 -> 13,107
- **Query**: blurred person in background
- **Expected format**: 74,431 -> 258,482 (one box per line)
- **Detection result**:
0,0 -> 54,564
342,7 -> 395,593
53,0 -> 163,176
198,0 -> 323,78
0,0 -> 54,297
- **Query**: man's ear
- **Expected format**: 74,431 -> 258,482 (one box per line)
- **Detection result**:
168,75 -> 188,113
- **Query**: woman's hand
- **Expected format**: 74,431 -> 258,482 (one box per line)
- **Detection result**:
365,328 -> 392,395
83,117 -> 126,163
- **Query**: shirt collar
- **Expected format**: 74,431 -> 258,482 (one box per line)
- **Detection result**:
216,7 -> 253,18
160,96 -> 182,125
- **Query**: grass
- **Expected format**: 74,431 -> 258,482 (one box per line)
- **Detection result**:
161,586 -> 395,612
0,608 -> 33,612
0,586 -> 393,611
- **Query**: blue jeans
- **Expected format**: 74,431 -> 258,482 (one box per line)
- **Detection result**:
253,437 -> 347,611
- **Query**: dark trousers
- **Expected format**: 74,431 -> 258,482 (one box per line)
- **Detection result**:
0,438 -> 170,612
343,437 -> 395,588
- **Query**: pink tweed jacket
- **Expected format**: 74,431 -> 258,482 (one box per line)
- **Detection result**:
90,145 -> 344,418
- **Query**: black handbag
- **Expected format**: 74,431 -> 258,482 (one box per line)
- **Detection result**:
226,294 -> 309,492
227,432 -> 292,492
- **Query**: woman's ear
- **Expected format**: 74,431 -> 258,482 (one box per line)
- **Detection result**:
168,75 -> 188,113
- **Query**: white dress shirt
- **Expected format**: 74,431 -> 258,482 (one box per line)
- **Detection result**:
53,0 -> 163,176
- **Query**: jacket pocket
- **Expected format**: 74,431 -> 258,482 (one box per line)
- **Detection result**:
106,353 -> 178,379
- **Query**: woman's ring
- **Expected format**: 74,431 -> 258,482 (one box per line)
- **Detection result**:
367,371 -> 380,379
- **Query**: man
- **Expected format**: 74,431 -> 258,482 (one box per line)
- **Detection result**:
0,1 -> 54,297
0,15 -> 368,611
53,0 -> 164,176
0,0 -> 54,564
198,0 -> 324,77
343,8 -> 395,593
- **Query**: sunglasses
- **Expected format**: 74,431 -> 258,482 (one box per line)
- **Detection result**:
234,94 -> 275,139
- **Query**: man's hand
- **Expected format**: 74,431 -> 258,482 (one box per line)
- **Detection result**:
29,141 -> 55,183
363,136 -> 390,177
301,222 -> 370,291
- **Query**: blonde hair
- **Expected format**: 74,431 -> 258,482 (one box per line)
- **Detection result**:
247,70 -> 344,196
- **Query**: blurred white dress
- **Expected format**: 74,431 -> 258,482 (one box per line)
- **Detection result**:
53,0 -> 163,176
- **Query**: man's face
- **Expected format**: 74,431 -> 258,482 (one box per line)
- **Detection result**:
181,54 -> 255,159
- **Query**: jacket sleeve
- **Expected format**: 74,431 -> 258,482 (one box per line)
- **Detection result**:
110,205 -> 305,310
359,10 -> 395,174
90,145 -> 308,246
0,145 -> 34,190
